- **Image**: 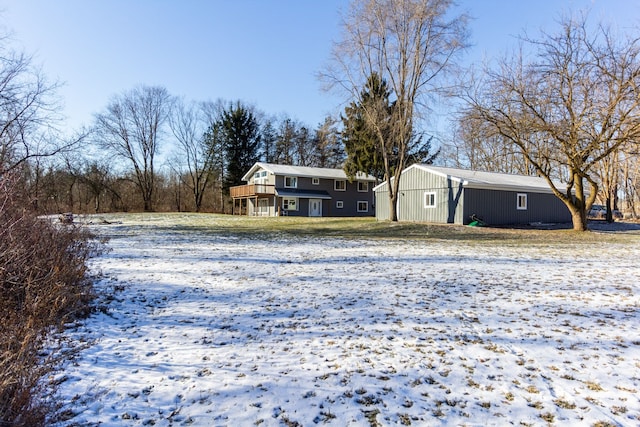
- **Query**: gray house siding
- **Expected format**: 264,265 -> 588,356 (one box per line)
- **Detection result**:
243,165 -> 375,217
374,164 -> 572,225
397,167 -> 464,223
375,167 -> 465,223
375,188 -> 390,221
463,189 -> 571,225
276,176 -> 373,217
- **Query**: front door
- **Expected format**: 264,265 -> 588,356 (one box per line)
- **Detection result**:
309,199 -> 322,217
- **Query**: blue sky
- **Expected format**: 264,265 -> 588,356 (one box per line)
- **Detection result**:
2,0 -> 639,138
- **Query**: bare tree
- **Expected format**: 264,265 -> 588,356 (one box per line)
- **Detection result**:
0,34 -> 83,179
323,0 -> 469,221
596,148 -> 621,222
448,109 -> 551,176
168,98 -> 222,212
621,149 -> 640,217
274,116 -> 297,165
463,13 -> 640,231
314,115 -> 344,168
94,86 -> 173,211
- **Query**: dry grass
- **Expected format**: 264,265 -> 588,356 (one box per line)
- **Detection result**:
81,212 -> 640,245
0,175 -> 103,426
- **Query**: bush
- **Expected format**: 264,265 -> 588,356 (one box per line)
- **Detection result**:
0,174 -> 103,426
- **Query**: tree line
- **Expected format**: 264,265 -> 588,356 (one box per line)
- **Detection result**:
3,1 -> 640,231
26,94 -> 348,214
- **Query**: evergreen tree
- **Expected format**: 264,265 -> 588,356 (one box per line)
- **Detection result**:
342,73 -> 438,181
341,73 -> 390,181
219,102 -> 261,192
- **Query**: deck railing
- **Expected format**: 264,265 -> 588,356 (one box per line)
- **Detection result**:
229,184 -> 276,198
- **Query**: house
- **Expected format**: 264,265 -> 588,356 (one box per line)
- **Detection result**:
230,162 -> 378,217
374,164 -> 572,225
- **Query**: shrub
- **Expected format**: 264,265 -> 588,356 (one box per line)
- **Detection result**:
0,174 -> 103,426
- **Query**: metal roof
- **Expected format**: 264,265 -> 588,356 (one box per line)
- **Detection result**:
242,162 -> 377,182
374,164 -> 563,194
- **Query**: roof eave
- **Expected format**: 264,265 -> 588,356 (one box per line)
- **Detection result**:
464,182 -> 555,194
241,162 -> 271,182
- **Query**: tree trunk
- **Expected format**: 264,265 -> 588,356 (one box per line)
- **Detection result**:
389,192 -> 398,222
605,197 -> 613,223
571,210 -> 587,231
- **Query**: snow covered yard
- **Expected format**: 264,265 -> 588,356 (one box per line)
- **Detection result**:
55,214 -> 640,426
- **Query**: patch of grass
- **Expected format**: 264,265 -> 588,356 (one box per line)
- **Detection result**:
484,343 -> 506,354
281,416 -> 302,427
614,385 -> 637,393
554,398 -> 576,409
356,394 -> 382,406
539,412 -> 555,423
467,379 -> 481,388
528,401 -> 544,410
525,385 -> 540,394
584,380 -> 604,391
362,408 -> 381,427
398,413 -> 412,425
89,212 -> 639,244
313,410 -> 336,423
610,406 -> 627,416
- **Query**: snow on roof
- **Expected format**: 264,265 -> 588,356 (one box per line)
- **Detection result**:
242,162 -> 377,182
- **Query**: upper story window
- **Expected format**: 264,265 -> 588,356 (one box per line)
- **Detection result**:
424,192 -> 436,208
284,176 -> 298,188
334,180 -> 346,191
517,193 -> 528,210
253,170 -> 267,183
357,181 -> 368,192
312,177 -> 320,185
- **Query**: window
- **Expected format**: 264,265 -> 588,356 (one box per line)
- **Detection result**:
357,201 -> 369,212
517,193 -> 528,210
336,201 -> 344,209
424,192 -> 436,208
357,181 -> 368,192
312,177 -> 320,185
282,198 -> 298,211
335,180 -> 346,191
253,170 -> 267,183
284,176 -> 297,188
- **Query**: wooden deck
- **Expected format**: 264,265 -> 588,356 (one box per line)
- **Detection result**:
230,184 -> 276,198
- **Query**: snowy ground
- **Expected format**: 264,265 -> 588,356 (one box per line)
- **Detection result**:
54,214 -> 640,426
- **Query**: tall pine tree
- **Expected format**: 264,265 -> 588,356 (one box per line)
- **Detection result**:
220,102 -> 261,192
341,73 -> 390,181
342,73 -> 438,181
